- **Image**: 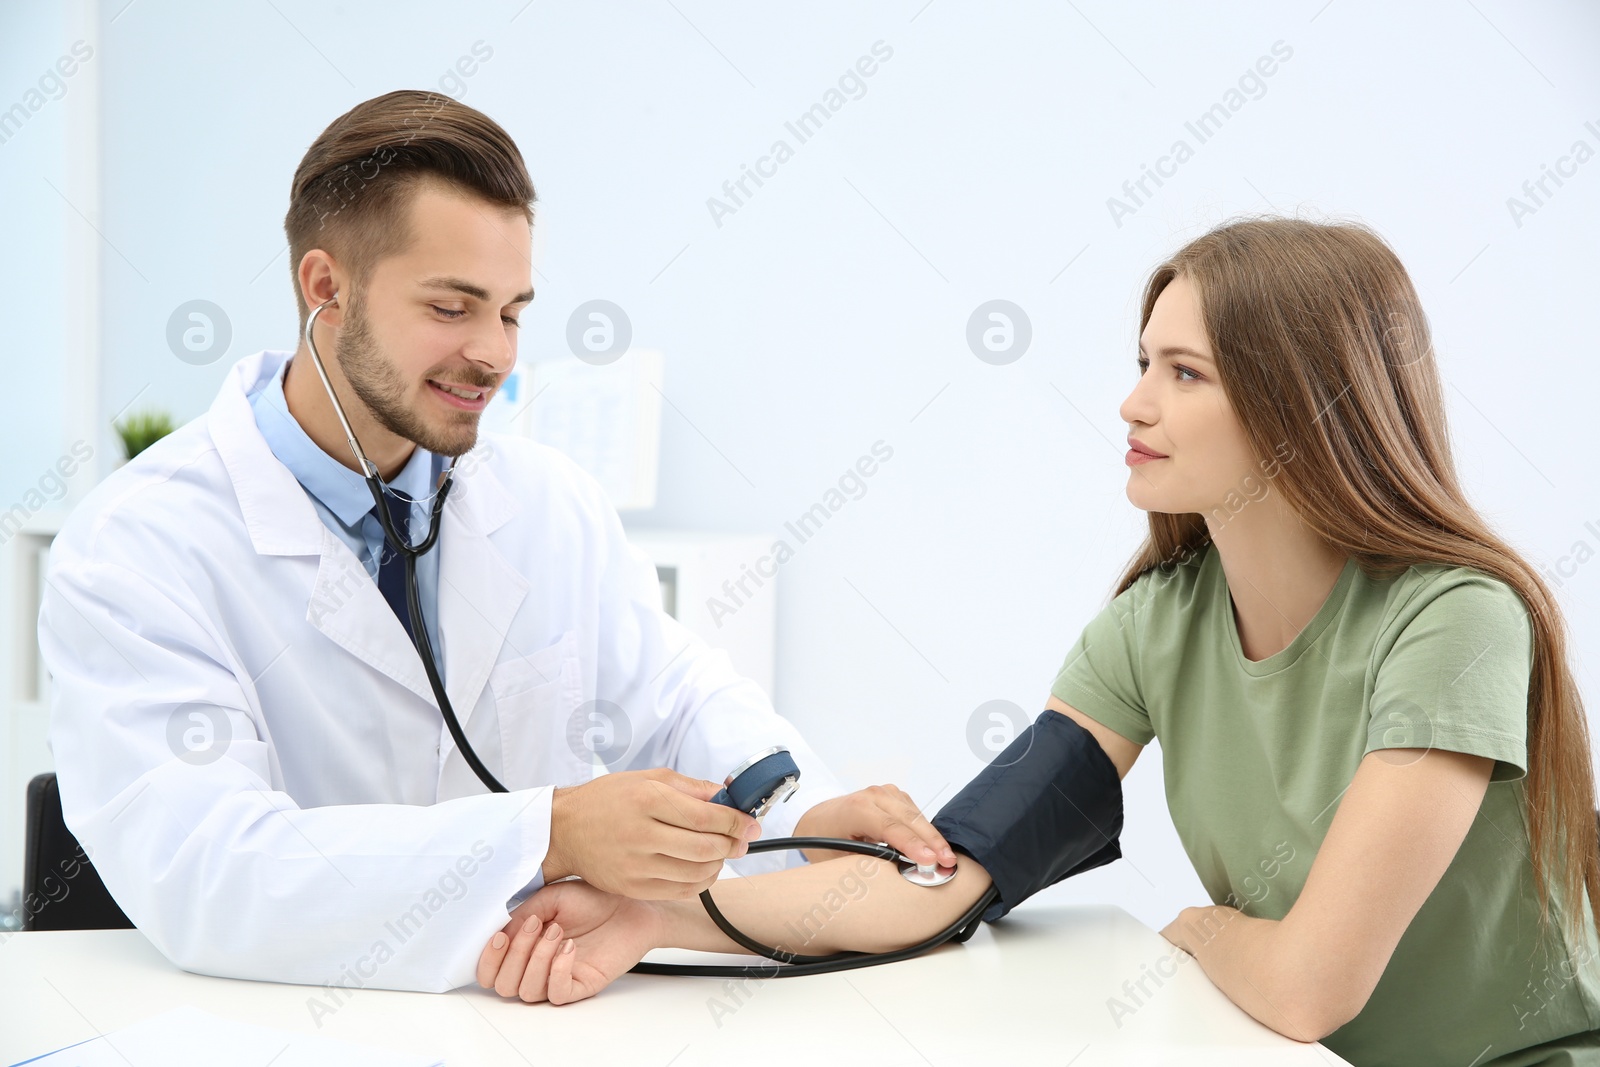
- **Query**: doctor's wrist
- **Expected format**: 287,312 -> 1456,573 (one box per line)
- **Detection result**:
541,786 -> 574,883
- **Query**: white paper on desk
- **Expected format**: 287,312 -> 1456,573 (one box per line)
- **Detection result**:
10,1004 -> 442,1067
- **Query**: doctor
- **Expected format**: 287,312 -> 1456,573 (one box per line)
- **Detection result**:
38,89 -> 954,996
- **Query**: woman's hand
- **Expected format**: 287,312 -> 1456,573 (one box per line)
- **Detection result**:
792,785 -> 958,867
1160,909 -> 1198,955
476,880 -> 664,1004
1160,904 -> 1238,957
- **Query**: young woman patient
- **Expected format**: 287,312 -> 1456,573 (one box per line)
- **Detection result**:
476,216 -> 1600,1067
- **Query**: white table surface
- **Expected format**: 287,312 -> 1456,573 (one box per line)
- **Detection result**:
0,904 -> 1351,1066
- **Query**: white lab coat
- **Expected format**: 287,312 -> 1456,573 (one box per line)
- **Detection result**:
38,349 -> 844,995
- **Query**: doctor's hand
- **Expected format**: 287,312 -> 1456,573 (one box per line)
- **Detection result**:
792,784 -> 958,868
540,767 -> 761,899
476,880 -> 662,1005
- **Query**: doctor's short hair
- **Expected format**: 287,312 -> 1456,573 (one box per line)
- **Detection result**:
283,89 -> 536,333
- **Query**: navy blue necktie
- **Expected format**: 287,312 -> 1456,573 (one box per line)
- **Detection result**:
374,489 -> 415,643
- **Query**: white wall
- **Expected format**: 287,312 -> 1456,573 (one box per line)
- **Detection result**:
4,0 -> 1599,932
0,0 -> 99,915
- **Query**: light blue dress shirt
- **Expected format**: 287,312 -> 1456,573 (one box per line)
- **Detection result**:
247,357 -> 446,668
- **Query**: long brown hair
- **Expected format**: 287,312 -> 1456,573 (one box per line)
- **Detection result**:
1115,215 -> 1596,944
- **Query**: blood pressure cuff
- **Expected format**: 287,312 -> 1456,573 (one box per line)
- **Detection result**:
931,710 -> 1123,922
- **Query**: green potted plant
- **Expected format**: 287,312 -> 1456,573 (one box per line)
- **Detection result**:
114,409 -> 175,461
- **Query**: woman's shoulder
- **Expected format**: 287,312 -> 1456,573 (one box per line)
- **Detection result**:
1362,559 -> 1534,661
1106,541 -> 1216,633
1377,559 -> 1529,622
1122,540 -> 1214,598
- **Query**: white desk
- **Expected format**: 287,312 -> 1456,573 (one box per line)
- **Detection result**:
0,904 -> 1351,1065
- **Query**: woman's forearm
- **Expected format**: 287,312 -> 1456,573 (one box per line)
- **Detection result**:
654,853 -> 993,957
1177,905 -> 1328,1040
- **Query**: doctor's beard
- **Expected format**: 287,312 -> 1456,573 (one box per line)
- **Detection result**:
334,294 -> 487,459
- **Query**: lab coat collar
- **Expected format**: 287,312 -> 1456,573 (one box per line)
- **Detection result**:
251,354 -> 442,529
211,350 -> 517,556
210,350 -> 527,720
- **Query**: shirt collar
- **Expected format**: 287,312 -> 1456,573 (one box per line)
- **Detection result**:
250,356 -> 440,529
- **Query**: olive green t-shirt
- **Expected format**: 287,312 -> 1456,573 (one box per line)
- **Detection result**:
1050,541 -> 1600,1067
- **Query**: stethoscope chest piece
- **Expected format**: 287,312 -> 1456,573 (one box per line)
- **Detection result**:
898,858 -> 958,887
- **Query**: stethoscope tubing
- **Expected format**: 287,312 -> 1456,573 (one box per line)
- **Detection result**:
630,837 -> 999,979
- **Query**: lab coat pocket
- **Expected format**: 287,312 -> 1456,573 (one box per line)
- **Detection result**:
489,628 -> 589,790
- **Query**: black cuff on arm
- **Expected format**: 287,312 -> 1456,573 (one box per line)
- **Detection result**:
931,709 -> 1124,922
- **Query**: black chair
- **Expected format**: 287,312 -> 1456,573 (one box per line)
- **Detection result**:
22,773 -> 134,931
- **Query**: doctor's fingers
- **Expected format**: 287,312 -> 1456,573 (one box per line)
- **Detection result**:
645,767 -> 724,803
648,818 -> 758,864
644,778 -> 760,841
624,849 -> 728,893
873,785 -> 957,865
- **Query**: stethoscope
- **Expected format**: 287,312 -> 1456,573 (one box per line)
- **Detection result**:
306,295 -> 998,975
304,293 -> 508,795
631,747 -> 1001,980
